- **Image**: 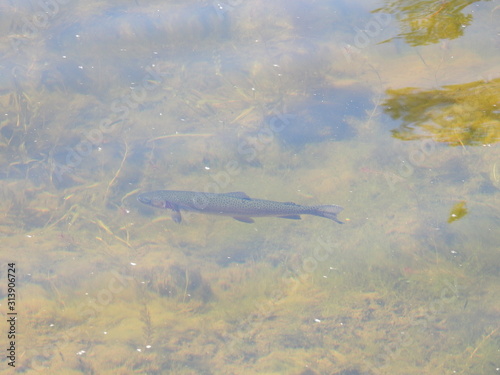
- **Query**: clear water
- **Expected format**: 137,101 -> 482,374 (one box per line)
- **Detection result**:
0,0 -> 498,374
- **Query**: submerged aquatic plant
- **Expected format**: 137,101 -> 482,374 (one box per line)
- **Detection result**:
447,201 -> 468,223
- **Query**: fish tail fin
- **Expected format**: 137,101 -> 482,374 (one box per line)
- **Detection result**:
314,205 -> 344,224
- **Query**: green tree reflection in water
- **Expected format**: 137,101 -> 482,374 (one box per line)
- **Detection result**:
383,78 -> 500,146
373,0 -> 492,46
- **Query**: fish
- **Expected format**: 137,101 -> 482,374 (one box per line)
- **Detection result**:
137,190 -> 343,224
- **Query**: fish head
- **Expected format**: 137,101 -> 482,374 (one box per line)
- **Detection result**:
137,192 -> 152,205
137,192 -> 166,208
137,192 -> 180,210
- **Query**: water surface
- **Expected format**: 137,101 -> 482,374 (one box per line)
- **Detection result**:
0,0 -> 498,374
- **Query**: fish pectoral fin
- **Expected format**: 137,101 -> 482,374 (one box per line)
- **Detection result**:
171,210 -> 182,223
232,216 -> 255,223
278,215 -> 302,220
225,192 -> 251,200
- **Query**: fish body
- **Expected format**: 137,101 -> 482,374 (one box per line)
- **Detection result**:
137,190 -> 343,224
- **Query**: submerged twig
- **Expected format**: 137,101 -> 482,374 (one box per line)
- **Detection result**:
104,141 -> 129,203
146,133 -> 214,143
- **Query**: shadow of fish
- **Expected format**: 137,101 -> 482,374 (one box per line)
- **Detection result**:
137,190 -> 343,224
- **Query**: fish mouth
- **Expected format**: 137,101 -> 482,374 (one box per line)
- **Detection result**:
137,194 -> 151,205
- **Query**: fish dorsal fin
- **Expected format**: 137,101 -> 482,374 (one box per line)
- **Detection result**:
225,192 -> 251,200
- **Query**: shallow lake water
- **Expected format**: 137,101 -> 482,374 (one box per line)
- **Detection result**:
0,0 -> 499,374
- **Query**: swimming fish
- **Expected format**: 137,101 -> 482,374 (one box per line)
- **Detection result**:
137,190 -> 343,224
